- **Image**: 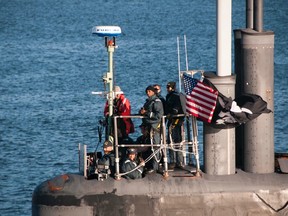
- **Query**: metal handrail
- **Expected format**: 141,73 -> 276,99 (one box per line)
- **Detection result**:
113,113 -> 201,179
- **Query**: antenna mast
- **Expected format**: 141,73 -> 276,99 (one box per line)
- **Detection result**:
92,25 -> 121,138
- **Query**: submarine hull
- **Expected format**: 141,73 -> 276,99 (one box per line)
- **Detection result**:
32,169 -> 288,216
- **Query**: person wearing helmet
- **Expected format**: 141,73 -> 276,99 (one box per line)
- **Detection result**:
121,148 -> 145,179
97,138 -> 115,176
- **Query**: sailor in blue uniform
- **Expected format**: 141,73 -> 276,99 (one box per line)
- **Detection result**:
121,148 -> 145,179
153,84 -> 166,115
139,85 -> 164,173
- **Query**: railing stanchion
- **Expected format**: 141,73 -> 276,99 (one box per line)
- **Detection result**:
114,116 -> 121,180
162,116 -> 169,178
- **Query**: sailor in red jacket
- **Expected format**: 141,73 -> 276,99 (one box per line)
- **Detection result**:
104,86 -> 135,139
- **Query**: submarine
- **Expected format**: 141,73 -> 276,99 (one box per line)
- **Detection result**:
32,1 -> 288,215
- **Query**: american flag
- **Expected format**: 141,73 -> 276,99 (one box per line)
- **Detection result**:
183,73 -> 218,123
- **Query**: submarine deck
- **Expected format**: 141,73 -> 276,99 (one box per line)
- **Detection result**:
32,167 -> 288,216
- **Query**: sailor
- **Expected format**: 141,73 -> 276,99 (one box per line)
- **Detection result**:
153,84 -> 167,167
166,81 -> 185,169
139,85 -> 164,173
153,84 -> 166,115
97,138 -> 115,176
104,86 -> 135,141
121,148 -> 145,179
135,123 -> 150,152
135,123 -> 153,171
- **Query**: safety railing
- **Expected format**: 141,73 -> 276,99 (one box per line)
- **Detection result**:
113,113 -> 201,179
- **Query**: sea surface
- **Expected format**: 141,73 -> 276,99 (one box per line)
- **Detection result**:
0,0 -> 287,215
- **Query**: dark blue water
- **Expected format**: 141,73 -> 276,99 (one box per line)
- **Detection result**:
0,0 -> 287,215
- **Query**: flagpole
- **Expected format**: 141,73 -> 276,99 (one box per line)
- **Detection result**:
177,36 -> 181,92
184,35 -> 189,72
181,37 -> 201,173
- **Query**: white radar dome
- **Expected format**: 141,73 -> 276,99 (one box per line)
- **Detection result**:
92,26 -> 121,37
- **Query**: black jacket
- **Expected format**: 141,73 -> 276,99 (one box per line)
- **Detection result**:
166,91 -> 184,115
142,95 -> 164,129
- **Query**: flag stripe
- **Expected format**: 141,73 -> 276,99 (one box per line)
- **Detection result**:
186,101 -> 215,119
186,95 -> 216,114
193,83 -> 218,101
191,91 -> 217,106
186,102 -> 214,121
186,106 -> 213,121
183,73 -> 218,123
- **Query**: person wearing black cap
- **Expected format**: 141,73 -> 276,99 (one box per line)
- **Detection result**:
139,85 -> 164,137
166,81 -> 185,169
121,148 -> 145,179
97,139 -> 115,176
139,85 -> 164,173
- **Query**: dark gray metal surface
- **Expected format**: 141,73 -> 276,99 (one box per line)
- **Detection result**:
235,0 -> 275,173
32,169 -> 288,216
240,29 -> 274,173
203,74 -> 236,175
253,0 -> 263,32
278,158 -> 288,173
246,0 -> 254,29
